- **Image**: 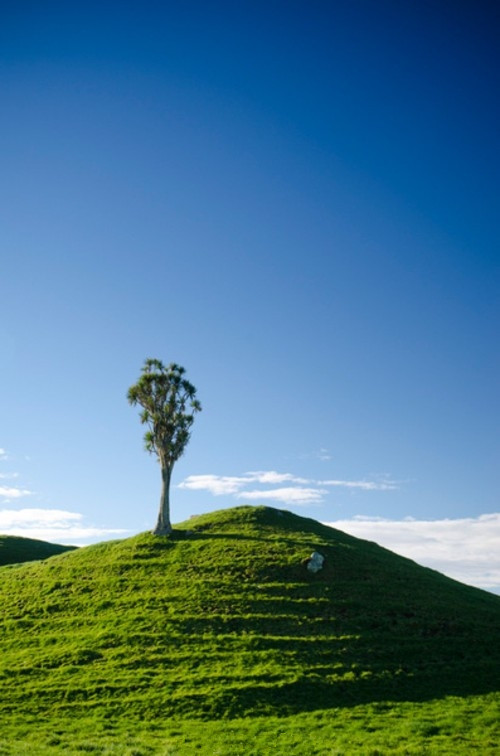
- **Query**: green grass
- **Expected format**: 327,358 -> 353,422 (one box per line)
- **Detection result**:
0,505 -> 499,753
0,534 -> 76,566
1,694 -> 499,755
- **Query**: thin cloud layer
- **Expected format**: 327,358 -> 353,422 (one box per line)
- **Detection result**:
0,449 -> 31,500
179,470 -> 397,505
0,448 -> 128,545
325,513 -> 500,594
301,449 -> 332,462
0,508 -> 128,544
246,471 -> 310,485
322,479 -> 397,491
238,487 -> 327,505
0,486 -> 32,500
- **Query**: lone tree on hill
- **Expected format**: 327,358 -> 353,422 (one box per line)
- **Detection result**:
128,359 -> 201,535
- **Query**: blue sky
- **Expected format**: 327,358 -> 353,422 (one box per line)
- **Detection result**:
1,1 -> 499,591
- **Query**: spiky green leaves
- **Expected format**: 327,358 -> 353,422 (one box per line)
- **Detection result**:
127,359 -> 202,468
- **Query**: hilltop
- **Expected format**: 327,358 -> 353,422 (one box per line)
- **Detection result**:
0,533 -> 76,566
0,505 -> 498,754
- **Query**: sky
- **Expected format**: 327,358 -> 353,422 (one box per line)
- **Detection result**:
1,1 -> 499,593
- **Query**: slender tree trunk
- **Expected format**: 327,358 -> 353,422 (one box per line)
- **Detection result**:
153,465 -> 173,535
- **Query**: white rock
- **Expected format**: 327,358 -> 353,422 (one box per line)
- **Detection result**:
307,551 -> 325,573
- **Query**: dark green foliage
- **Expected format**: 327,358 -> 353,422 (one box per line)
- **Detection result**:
127,359 -> 201,467
0,505 -> 499,753
0,534 -> 76,566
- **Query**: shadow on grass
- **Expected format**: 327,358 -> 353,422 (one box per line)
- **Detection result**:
123,605 -> 500,717
180,669 -> 500,718
171,530 -> 319,545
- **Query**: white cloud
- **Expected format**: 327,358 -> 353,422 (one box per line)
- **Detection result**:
178,471 -> 311,496
179,471 -> 324,505
0,486 -> 32,500
0,508 -> 81,527
0,508 -> 129,544
325,513 -> 500,594
238,487 -> 327,505
179,474 -> 250,496
179,471 -> 396,502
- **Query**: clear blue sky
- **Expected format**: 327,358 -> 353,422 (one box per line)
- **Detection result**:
1,1 -> 499,590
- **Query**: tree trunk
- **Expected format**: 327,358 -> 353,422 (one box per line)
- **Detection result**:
153,465 -> 173,535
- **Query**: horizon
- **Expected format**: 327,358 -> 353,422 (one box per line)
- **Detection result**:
1,501 -> 498,597
1,3 -> 498,593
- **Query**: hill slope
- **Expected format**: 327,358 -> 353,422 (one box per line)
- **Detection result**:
0,534 -> 76,566
0,505 -> 499,752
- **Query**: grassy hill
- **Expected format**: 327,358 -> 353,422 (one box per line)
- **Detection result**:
0,534 -> 76,566
0,505 -> 498,754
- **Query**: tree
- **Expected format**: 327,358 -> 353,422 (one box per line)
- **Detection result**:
127,359 -> 202,535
